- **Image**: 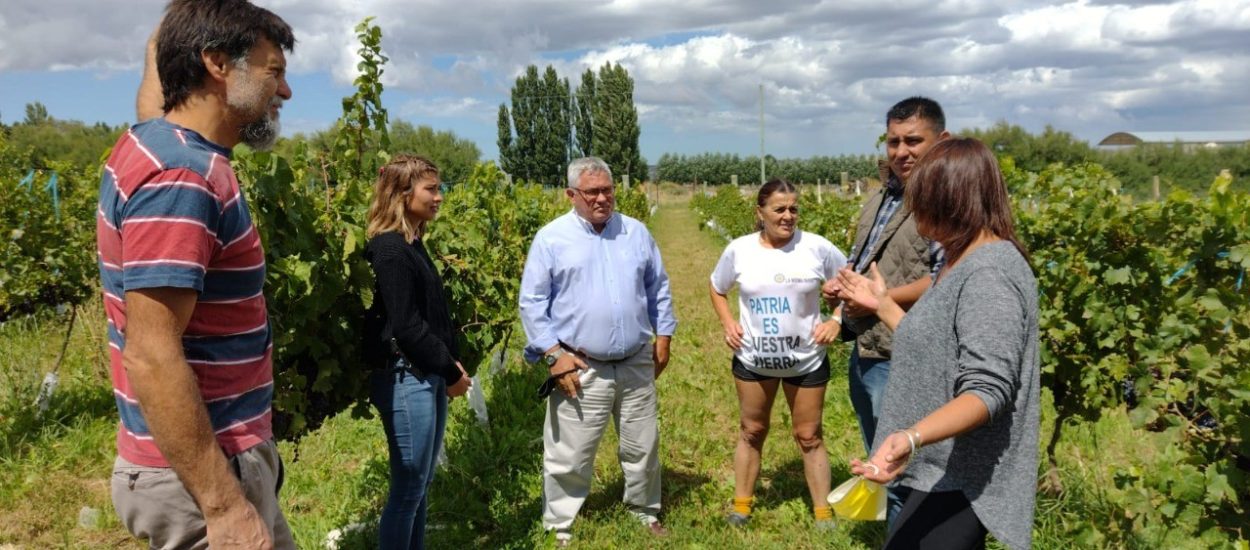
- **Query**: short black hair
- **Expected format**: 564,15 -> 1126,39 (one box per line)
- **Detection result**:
886,96 -> 945,133
157,0 -> 295,112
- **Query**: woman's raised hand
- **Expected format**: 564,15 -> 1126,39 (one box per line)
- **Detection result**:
837,262 -> 889,314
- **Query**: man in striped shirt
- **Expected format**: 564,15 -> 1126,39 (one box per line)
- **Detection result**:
98,1 -> 294,548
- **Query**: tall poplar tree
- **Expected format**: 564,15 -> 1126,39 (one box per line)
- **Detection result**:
534,66 -> 570,185
496,64 -> 571,185
590,63 -> 646,184
573,68 -> 596,157
497,103 -> 515,176
508,66 -> 540,181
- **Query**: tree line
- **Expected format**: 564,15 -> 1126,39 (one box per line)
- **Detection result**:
7,103 -> 1247,200
282,120 -> 481,185
654,152 -> 879,186
655,123 -> 1249,197
963,121 -> 1250,197
1,103 -> 483,187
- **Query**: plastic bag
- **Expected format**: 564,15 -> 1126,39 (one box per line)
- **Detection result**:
467,375 -> 490,426
827,475 -> 886,521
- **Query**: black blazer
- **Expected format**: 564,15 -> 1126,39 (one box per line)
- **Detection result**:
363,231 -> 462,384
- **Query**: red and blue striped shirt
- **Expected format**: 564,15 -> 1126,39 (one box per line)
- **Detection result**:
97,118 -> 272,467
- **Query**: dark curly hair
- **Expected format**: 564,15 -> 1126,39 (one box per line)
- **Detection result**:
156,0 -> 295,112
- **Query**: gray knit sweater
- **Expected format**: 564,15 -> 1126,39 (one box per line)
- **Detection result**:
874,241 -> 1040,550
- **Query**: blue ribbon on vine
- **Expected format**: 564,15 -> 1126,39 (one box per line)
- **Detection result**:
1164,260 -> 1197,286
1164,250 -> 1244,291
45,171 -> 61,221
1164,251 -> 1243,333
19,169 -> 35,190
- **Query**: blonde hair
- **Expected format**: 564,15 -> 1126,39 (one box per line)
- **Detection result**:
366,154 -> 441,242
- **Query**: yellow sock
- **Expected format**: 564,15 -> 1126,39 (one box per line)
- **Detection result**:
813,506 -> 833,521
733,496 -> 754,516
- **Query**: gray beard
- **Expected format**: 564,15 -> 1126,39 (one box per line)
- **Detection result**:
240,114 -> 280,151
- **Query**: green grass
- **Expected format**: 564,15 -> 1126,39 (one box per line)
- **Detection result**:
0,198 -> 1218,549
0,303 -> 138,548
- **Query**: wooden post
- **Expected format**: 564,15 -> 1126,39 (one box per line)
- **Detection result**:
817,178 -> 823,204
1152,175 -> 1160,200
855,179 -> 862,197
840,171 -> 849,190
623,174 -> 631,190
732,174 -> 738,187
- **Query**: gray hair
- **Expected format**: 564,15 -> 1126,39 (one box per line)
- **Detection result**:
566,157 -> 613,189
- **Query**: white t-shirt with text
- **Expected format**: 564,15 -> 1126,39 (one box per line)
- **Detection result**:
710,230 -> 847,378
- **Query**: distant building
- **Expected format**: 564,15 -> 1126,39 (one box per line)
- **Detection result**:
1097,131 -> 1250,151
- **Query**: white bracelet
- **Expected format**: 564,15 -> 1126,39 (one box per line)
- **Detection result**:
895,429 -> 918,459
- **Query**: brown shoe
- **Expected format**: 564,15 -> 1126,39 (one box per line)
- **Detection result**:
646,520 -> 669,537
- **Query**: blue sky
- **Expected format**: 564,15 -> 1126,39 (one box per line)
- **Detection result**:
2,0 -> 1248,163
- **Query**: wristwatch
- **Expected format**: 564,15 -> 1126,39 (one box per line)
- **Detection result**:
543,348 -> 567,367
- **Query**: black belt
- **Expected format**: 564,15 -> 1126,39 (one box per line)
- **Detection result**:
570,343 -> 646,364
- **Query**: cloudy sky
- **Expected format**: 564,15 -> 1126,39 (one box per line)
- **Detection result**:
1,0 -> 1247,161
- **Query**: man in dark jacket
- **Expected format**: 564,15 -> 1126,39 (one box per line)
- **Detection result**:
825,96 -> 949,522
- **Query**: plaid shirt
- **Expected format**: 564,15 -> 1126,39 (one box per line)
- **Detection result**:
850,175 -> 945,275
851,176 -> 904,272
929,241 -> 945,277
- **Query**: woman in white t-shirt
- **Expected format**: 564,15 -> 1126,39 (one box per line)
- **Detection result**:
709,179 -> 848,528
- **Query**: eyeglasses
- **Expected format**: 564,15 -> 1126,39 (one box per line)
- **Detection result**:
571,186 -> 614,200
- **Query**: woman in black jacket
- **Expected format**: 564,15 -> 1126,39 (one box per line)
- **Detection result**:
364,154 -> 471,549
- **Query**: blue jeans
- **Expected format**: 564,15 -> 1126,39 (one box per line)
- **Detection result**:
370,362 -> 448,550
848,345 -> 890,454
847,345 -> 908,526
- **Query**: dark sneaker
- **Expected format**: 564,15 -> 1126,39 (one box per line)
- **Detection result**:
726,512 -> 750,527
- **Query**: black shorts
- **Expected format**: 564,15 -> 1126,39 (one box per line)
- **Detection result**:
732,355 -> 831,388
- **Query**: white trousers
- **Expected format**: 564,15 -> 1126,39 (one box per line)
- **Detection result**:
542,347 -> 661,530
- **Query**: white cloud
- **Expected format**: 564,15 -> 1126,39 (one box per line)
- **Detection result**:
0,0 -> 1246,157
397,96 -> 488,120
1002,2 -> 1115,48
